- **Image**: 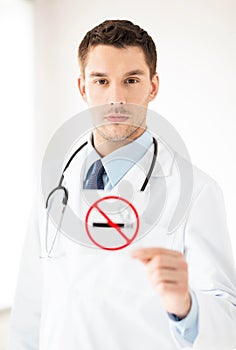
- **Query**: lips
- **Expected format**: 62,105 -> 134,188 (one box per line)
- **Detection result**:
106,115 -> 129,122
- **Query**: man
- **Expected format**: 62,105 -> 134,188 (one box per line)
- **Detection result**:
7,20 -> 236,349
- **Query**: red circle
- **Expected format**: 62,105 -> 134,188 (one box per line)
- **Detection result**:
85,196 -> 139,251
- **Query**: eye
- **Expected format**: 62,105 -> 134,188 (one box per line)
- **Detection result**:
95,79 -> 108,85
125,78 -> 139,84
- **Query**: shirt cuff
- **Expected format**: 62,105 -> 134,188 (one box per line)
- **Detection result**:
168,289 -> 199,345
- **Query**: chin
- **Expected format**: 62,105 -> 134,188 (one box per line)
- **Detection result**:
97,124 -> 140,142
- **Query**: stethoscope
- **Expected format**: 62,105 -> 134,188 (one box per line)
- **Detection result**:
42,137 -> 158,257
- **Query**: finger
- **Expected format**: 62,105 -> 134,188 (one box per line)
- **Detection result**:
131,247 -> 183,262
147,255 -> 187,273
150,268 -> 188,285
155,281 -> 190,297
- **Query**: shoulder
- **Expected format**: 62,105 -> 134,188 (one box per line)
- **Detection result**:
174,151 -> 221,193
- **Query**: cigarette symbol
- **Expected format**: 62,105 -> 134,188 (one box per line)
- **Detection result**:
92,222 -> 134,228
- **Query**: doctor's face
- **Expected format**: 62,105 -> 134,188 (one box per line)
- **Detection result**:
78,45 -> 159,142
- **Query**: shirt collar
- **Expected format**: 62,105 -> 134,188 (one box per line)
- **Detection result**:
84,130 -> 153,188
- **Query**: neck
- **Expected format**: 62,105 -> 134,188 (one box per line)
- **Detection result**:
93,128 -> 146,157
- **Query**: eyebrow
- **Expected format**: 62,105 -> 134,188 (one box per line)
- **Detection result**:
89,72 -> 108,78
124,69 -> 145,77
88,69 -> 145,78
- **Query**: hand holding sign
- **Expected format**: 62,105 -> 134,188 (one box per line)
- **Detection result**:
131,247 -> 191,319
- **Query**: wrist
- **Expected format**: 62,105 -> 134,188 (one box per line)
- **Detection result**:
175,292 -> 192,319
167,292 -> 191,320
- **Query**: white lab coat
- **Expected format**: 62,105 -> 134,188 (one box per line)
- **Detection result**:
7,137 -> 236,350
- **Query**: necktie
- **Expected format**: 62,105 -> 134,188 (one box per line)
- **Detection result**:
84,159 -> 105,189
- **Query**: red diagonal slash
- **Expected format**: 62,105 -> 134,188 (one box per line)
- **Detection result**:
94,204 -> 131,243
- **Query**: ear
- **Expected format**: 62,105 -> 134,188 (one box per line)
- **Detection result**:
148,73 -> 159,101
77,76 -> 87,102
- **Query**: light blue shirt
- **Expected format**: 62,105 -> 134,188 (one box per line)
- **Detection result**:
84,130 -> 199,345
84,130 -> 153,190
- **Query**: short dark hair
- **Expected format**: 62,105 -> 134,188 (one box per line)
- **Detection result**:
78,19 -> 157,79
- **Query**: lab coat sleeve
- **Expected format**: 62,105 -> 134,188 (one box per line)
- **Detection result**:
184,180 -> 236,349
6,202 -> 42,350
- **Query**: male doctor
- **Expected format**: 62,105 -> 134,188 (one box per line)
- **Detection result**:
7,20 -> 236,350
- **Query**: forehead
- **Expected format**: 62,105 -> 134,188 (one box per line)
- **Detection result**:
84,45 -> 149,76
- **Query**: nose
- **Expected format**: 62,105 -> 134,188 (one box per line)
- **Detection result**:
108,84 -> 126,105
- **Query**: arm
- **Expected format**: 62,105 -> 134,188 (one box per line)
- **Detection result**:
131,180 -> 236,349
183,180 -> 236,349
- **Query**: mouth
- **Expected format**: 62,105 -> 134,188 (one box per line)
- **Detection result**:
105,115 -> 129,123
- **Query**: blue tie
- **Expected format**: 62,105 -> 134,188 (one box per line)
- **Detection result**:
84,159 -> 105,190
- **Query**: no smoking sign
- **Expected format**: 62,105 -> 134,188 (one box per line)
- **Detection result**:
85,196 -> 140,251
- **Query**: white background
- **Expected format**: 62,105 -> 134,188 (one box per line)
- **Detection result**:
0,0 -> 235,308
0,0 -> 34,308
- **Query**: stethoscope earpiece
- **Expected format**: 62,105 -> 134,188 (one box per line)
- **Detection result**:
45,186 -> 69,209
62,187 -> 69,205
45,140 -> 88,209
